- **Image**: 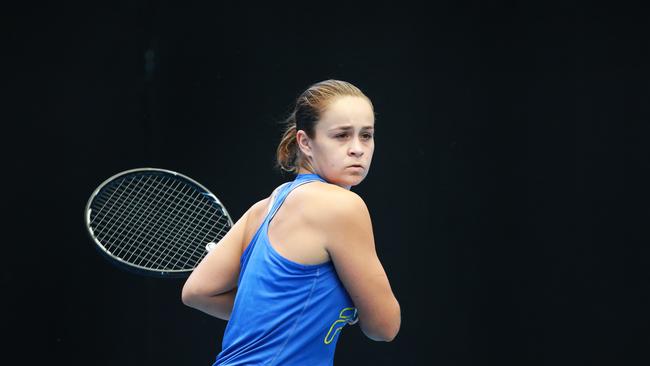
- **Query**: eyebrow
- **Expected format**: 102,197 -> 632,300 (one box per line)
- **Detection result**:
328,125 -> 374,131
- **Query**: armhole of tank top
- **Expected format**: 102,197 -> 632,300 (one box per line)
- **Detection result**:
267,182 -> 290,214
265,179 -> 333,271
267,179 -> 323,223
240,183 -> 291,266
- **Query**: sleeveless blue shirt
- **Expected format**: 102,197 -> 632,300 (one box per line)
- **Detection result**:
214,174 -> 357,366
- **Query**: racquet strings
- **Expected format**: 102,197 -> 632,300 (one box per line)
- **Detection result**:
88,173 -> 230,272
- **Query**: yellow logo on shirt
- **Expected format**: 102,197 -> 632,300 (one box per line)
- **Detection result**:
324,307 -> 358,344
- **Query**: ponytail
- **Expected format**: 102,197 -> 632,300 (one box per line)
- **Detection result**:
276,114 -> 299,173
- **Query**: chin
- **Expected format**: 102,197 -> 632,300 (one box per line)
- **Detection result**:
321,169 -> 368,188
338,173 -> 367,188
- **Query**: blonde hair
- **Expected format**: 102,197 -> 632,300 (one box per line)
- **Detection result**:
276,79 -> 373,173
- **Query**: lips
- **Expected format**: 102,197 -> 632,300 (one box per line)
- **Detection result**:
348,164 -> 364,169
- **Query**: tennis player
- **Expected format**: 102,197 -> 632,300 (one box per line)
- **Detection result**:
182,79 -> 400,365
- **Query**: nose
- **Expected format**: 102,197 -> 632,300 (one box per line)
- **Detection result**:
348,138 -> 364,157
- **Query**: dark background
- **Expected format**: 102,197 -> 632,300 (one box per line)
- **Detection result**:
5,1 -> 649,365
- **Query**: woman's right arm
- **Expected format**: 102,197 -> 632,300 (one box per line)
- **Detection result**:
320,190 -> 401,342
181,199 -> 268,320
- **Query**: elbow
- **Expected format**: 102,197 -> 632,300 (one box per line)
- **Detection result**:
362,300 -> 401,342
380,333 -> 398,343
181,283 -> 200,308
382,318 -> 401,342
362,321 -> 400,342
379,312 -> 401,342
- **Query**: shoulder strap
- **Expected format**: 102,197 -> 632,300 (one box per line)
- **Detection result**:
267,182 -> 290,214
266,178 -> 323,223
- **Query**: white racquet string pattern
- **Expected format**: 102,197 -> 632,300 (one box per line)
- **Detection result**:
87,172 -> 231,273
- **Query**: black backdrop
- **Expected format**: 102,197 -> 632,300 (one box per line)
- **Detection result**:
5,1 -> 649,365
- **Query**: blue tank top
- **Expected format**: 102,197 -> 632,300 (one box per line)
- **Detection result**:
213,174 -> 357,366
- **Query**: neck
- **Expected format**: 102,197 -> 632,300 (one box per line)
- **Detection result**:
297,167 -> 315,175
296,169 -> 352,190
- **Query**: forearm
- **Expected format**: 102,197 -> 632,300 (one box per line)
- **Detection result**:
183,288 -> 237,321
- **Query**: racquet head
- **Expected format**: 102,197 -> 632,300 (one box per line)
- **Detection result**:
84,168 -> 233,278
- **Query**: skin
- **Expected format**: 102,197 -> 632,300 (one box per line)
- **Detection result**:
295,95 -> 376,189
182,95 -> 401,342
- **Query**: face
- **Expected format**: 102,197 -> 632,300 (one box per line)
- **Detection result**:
297,96 -> 375,189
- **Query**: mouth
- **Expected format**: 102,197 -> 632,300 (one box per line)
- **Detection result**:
348,164 -> 364,169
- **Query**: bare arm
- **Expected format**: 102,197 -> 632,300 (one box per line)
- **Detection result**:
182,288 -> 238,320
323,191 -> 401,341
181,201 -> 263,320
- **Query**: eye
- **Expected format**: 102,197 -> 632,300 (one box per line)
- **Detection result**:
361,133 -> 373,140
335,133 -> 348,139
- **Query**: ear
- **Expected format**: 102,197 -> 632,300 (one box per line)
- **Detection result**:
296,130 -> 313,158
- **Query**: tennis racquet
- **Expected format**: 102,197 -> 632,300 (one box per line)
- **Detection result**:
84,167 -> 233,278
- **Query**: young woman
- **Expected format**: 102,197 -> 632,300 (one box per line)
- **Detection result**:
182,79 -> 400,365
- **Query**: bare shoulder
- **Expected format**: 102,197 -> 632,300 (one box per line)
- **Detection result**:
248,196 -> 271,219
295,182 -> 371,225
240,196 -> 271,251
